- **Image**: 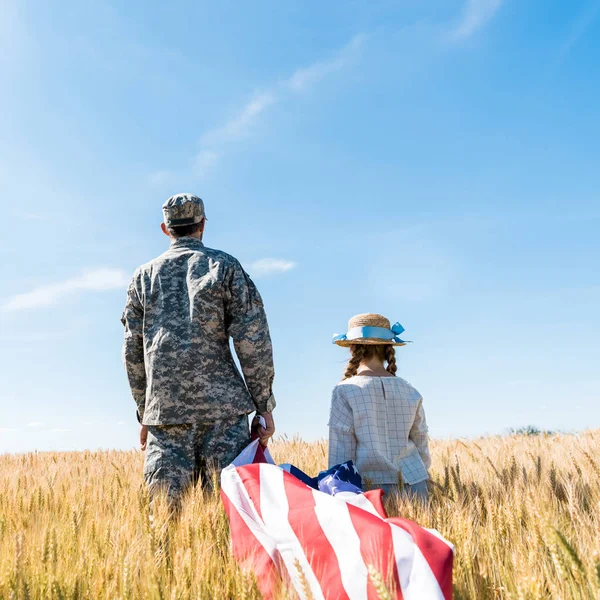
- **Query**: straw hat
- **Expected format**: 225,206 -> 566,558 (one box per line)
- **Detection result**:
332,313 -> 410,347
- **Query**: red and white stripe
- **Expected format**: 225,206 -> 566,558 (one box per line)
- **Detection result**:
221,463 -> 453,600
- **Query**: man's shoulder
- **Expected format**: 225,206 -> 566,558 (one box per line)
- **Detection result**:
132,245 -> 242,278
202,245 -> 242,267
131,252 -> 167,279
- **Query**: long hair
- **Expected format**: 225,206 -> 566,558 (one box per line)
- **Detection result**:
343,344 -> 397,379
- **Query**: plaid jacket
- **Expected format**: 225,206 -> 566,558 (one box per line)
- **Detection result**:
328,375 -> 431,485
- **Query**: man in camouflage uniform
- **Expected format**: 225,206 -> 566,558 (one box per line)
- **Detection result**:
121,193 -> 276,506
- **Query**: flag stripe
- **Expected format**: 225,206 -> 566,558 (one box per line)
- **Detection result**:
343,490 -> 386,518
389,518 -> 454,600
313,491 -> 370,600
221,466 -> 281,599
221,490 -> 281,599
361,489 -> 388,518
282,471 -> 352,600
347,503 -> 403,600
237,463 -> 265,520
220,466 -> 277,561
389,524 -> 447,600
259,464 -> 326,600
222,451 -> 453,600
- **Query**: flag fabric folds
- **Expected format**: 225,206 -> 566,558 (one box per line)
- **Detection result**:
221,448 -> 454,599
280,461 -> 363,495
231,438 -> 275,467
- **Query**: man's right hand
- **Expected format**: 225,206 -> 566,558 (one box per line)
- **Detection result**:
255,412 -> 275,446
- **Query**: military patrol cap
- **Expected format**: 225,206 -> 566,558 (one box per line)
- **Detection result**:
162,193 -> 206,228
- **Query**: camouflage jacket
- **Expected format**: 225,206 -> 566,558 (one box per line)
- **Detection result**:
121,237 -> 276,425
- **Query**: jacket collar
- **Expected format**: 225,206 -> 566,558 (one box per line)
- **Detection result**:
170,236 -> 205,250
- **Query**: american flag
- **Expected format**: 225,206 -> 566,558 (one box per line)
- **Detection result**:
221,441 -> 454,599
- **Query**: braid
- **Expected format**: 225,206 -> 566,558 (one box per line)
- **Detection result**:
344,345 -> 364,379
385,345 -> 397,376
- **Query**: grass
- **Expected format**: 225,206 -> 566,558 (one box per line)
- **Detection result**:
0,430 -> 599,599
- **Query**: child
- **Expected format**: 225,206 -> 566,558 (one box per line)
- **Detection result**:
329,313 -> 431,500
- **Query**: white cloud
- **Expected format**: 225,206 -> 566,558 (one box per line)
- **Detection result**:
248,258 -> 296,278
117,421 -> 126,426
27,422 -> 44,428
194,150 -> 221,178
2,268 -> 129,312
287,34 -> 367,92
449,0 -> 504,40
200,92 -> 277,147
553,1 -> 600,67
51,428 -> 70,433
190,34 -> 366,178
0,428 -> 18,433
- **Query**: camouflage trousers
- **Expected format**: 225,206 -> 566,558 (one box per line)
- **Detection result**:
143,414 -> 250,506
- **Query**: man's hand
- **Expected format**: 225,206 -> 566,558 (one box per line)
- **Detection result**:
140,424 -> 148,451
254,412 -> 275,446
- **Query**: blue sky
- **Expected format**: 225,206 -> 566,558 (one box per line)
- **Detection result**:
1,0 -> 599,453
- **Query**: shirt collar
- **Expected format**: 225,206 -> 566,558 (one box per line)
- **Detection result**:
170,236 -> 205,249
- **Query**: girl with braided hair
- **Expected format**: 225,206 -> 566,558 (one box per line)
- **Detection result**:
329,314 -> 431,500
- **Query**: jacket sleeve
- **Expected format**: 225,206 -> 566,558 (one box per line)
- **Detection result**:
121,278 -> 146,422
224,260 -> 275,413
327,387 -> 357,468
409,397 -> 431,470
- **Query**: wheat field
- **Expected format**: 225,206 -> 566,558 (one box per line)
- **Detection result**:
0,430 -> 598,600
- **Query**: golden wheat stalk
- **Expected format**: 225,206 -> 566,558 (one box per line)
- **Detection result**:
0,431 -> 598,598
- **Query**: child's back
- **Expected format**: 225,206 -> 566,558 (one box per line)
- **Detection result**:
329,375 -> 430,486
329,314 -> 431,499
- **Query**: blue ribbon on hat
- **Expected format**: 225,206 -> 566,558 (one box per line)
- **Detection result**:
332,322 -> 409,344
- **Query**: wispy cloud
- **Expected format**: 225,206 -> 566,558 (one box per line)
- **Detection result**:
187,34 -> 366,179
193,149 -> 221,178
27,422 -> 44,428
448,0 -> 505,41
555,1 -> 600,65
287,34 -> 366,92
51,428 -> 71,433
248,258 -> 296,278
0,428 -> 18,433
2,268 -> 129,312
200,92 -> 278,147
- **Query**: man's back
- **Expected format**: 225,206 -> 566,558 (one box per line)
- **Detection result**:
122,192 -> 276,507
122,236 -> 275,425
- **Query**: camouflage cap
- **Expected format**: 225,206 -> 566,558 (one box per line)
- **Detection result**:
162,193 -> 206,228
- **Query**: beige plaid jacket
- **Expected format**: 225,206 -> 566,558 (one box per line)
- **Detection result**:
328,375 -> 431,485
